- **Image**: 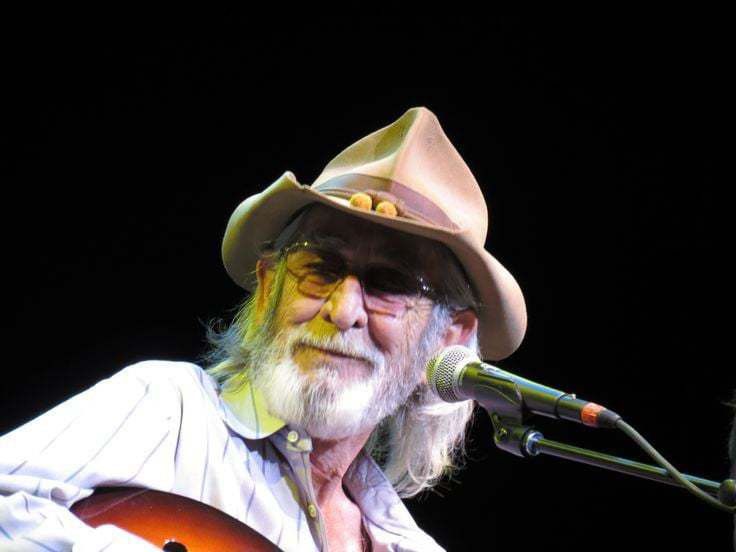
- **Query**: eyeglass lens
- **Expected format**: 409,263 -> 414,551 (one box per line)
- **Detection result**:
284,245 -> 434,312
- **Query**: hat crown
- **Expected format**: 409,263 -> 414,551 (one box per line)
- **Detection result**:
313,107 -> 489,244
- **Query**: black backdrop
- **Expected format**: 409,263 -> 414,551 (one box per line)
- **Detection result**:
2,13 -> 733,551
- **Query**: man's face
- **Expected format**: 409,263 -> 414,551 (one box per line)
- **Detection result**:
248,206 -> 465,439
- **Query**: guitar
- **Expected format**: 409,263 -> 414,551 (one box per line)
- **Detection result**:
71,487 -> 281,551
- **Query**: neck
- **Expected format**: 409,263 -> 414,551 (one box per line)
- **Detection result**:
310,429 -> 373,506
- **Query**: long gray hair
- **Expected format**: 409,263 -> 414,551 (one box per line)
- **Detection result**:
203,215 -> 478,497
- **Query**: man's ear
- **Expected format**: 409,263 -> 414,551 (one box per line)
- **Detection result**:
442,309 -> 479,348
255,258 -> 276,311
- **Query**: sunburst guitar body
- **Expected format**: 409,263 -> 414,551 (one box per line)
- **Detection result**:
71,487 -> 281,551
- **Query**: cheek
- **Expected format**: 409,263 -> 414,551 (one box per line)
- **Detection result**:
367,317 -> 402,355
368,308 -> 431,356
273,281 -> 325,325
279,296 -> 324,325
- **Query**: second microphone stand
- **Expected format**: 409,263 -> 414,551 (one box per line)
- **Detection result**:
481,376 -> 735,506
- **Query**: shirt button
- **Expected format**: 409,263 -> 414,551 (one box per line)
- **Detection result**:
287,430 -> 299,443
307,503 -> 318,518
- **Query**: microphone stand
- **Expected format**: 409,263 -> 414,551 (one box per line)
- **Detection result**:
490,414 -> 730,500
477,380 -> 736,507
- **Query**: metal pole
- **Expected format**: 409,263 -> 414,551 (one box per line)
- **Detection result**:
528,435 -> 722,496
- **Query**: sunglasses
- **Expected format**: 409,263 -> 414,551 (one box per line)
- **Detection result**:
280,241 -> 442,313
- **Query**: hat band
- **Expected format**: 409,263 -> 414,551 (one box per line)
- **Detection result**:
315,173 -> 459,231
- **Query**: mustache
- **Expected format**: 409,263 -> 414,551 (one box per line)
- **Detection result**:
290,331 -> 382,368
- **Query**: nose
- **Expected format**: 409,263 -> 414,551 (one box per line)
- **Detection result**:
319,275 -> 368,330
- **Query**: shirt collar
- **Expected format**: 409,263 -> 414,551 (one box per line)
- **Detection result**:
218,376 -> 286,440
345,450 -> 443,549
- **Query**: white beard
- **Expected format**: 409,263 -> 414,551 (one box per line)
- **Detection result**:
247,316 -> 445,440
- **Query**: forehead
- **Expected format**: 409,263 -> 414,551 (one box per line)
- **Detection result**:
297,205 -> 437,262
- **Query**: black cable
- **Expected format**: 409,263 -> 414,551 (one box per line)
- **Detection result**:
616,418 -> 736,513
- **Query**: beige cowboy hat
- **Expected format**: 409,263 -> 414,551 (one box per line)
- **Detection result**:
222,107 -> 527,360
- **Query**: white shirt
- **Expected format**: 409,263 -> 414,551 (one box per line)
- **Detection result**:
0,360 -> 444,551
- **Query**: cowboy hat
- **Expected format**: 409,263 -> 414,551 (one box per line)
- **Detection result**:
222,107 -> 527,360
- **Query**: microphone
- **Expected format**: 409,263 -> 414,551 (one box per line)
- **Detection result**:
426,345 -> 621,429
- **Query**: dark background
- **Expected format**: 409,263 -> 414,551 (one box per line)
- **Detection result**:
2,12 -> 733,550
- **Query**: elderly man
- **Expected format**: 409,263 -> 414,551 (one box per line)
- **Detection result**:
0,107 -> 526,551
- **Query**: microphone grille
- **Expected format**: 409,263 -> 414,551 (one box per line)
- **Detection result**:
426,345 -> 477,402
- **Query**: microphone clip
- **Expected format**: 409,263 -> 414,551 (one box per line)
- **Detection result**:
474,369 -> 543,458
489,413 -> 543,458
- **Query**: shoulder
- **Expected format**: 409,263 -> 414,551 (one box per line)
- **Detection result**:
112,359 -> 214,389
0,361 -> 220,475
54,360 -> 224,424
106,360 -> 220,407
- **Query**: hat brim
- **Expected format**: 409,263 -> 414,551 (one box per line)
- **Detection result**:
222,172 -> 527,360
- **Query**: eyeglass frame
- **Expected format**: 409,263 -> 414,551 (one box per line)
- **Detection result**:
276,240 -> 448,308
